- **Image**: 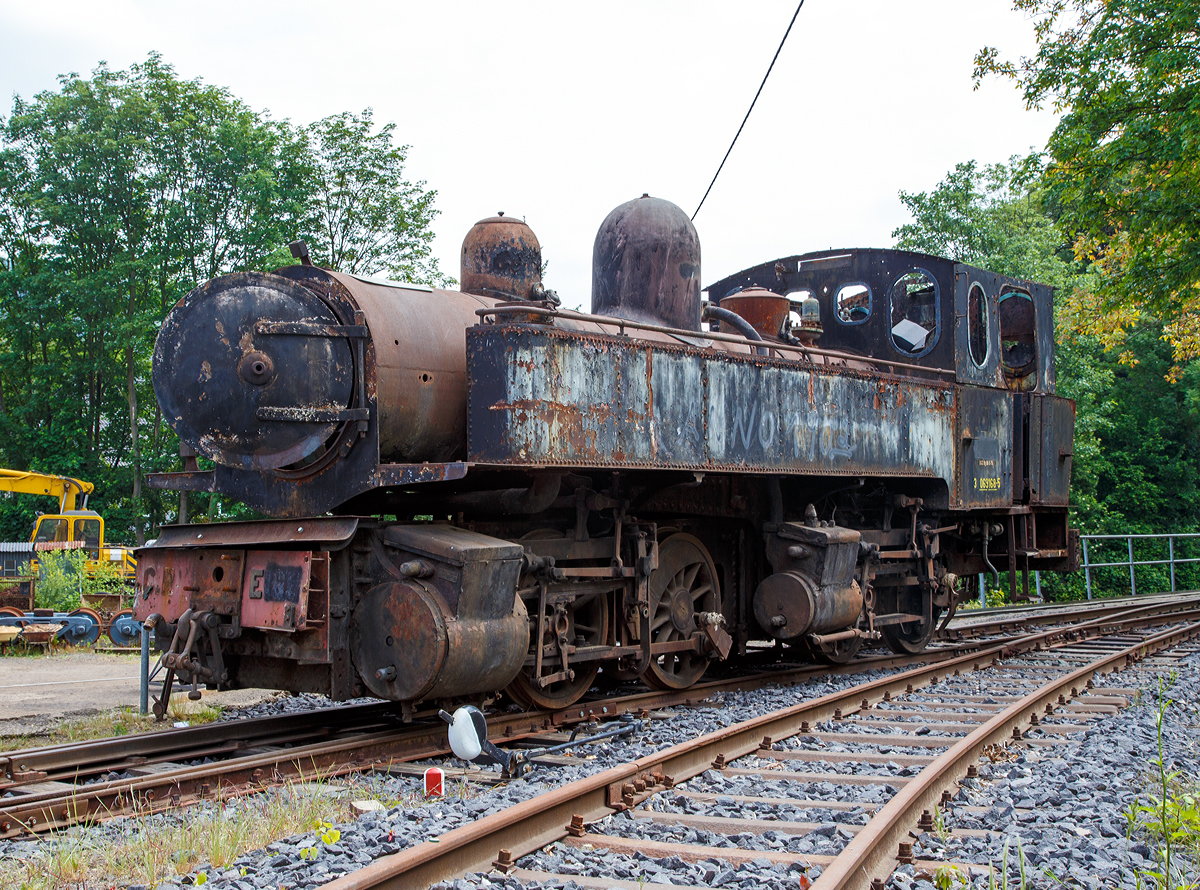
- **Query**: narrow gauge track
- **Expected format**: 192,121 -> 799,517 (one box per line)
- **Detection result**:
1,594 -> 1196,843
314,602 -> 1200,890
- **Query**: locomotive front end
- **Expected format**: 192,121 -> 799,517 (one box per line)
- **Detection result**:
138,225 -> 553,712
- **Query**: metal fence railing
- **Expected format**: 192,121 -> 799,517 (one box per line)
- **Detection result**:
970,532 -> 1200,606
1079,532 -> 1200,600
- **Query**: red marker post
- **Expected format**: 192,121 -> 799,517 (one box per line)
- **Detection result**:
424,766 -> 444,797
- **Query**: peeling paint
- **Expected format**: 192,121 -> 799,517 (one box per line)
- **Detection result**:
468,326 -> 958,480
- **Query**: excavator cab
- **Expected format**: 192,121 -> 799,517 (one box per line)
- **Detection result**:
30,510 -> 133,579
32,512 -> 103,557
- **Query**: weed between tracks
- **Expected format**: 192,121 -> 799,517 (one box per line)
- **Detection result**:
1124,679 -> 1200,890
0,779 -> 349,889
0,768 -> 480,889
0,697 -> 222,754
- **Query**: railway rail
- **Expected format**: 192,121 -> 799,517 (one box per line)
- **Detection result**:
0,642 -> 1000,839
306,600 -> 1200,890
1,594 -> 1197,872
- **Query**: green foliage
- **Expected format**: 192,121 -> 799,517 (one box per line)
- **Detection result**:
894,160 -> 1200,592
894,156 -> 1077,289
934,864 -> 967,890
987,834 -> 1031,890
34,550 -> 86,612
34,549 -> 126,612
0,55 -> 445,542
975,0 -> 1200,370
305,110 -> 450,287
1126,681 -> 1200,889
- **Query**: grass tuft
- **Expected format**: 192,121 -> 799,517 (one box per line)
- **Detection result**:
0,696 -> 223,753
0,765 -> 479,889
0,778 -> 360,889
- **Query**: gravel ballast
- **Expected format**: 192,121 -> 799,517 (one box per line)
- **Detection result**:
2,643 -> 1196,890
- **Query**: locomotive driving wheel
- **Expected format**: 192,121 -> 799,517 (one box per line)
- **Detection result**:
506,588 -> 610,711
877,585 -> 941,655
644,534 -> 720,691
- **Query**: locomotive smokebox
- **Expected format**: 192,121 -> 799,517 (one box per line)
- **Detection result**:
592,195 -> 702,331
461,213 -> 543,301
153,271 -> 357,471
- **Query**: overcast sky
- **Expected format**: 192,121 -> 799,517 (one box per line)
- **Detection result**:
0,1 -> 1057,310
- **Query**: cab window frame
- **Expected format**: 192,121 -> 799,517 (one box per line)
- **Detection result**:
888,267 -> 941,359
998,286 -> 1037,378
967,280 -> 991,368
833,281 -> 872,326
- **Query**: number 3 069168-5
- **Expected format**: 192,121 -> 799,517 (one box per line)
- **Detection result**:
974,476 -> 1002,492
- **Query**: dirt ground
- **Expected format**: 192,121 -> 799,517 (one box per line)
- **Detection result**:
0,651 -> 277,737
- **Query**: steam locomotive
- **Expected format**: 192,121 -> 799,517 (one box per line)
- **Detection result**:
135,195 -> 1077,718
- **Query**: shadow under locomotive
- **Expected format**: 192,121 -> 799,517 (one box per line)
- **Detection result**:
137,196 -> 1077,719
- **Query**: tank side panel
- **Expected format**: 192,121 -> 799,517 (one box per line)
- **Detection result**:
468,326 -> 956,480
650,351 -> 706,465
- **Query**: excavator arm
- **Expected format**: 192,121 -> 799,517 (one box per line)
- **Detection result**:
0,470 -> 93,512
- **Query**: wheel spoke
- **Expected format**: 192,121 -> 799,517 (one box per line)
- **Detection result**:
643,534 -> 721,692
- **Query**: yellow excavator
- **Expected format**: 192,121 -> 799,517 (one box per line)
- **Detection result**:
0,469 -> 136,580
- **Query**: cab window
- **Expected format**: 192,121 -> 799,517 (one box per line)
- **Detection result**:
74,519 -> 102,555
967,282 -> 990,367
33,518 -> 68,544
889,269 -> 940,356
998,288 -> 1037,378
835,282 -> 871,324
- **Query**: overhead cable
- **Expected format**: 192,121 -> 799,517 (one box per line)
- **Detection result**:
692,0 -> 806,221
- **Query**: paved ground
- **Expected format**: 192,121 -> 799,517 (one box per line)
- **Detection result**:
0,651 -> 277,737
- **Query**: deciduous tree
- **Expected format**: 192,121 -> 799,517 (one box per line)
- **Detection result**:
0,55 -> 448,543
305,110 -> 450,286
974,0 -> 1200,373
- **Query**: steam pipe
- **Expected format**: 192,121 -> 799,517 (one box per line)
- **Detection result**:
702,303 -> 769,355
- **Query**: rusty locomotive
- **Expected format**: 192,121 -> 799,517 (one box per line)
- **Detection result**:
135,195 -> 1077,717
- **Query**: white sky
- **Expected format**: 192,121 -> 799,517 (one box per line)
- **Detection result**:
0,1 -> 1056,310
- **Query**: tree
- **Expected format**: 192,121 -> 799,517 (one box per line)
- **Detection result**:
305,110 -> 450,286
0,55 -> 310,543
974,0 -> 1200,372
0,56 -> 452,543
893,157 -> 1076,288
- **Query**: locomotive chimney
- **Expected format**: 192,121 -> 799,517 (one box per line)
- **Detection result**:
460,213 -> 543,301
591,194 -> 701,331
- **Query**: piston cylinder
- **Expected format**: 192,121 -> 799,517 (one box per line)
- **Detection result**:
348,523 -> 531,702
752,572 -> 863,642
349,580 -> 528,701
754,514 -> 865,642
